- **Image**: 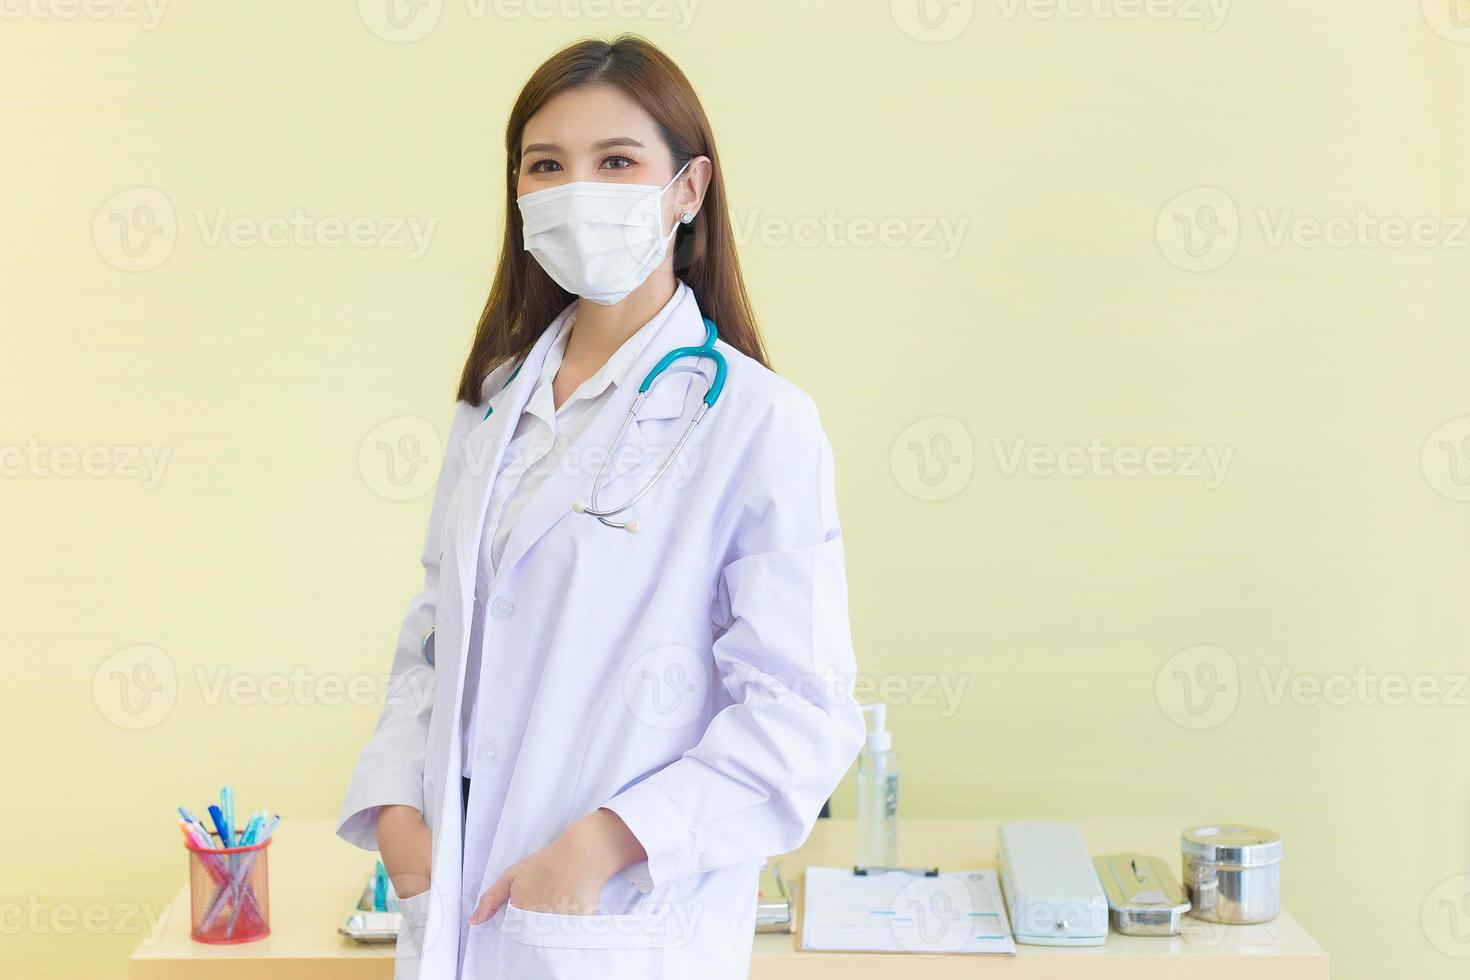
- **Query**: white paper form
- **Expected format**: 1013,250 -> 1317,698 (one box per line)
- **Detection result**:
800,867 -> 1017,956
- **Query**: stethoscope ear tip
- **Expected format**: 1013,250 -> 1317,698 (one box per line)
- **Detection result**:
572,500 -> 588,513
624,521 -> 641,534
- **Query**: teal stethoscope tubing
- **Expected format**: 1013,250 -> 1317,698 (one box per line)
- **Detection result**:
484,317 -> 727,533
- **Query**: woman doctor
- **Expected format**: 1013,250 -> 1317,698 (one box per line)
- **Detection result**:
338,35 -> 864,980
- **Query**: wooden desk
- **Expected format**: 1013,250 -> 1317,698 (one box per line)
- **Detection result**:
130,817 -> 1328,979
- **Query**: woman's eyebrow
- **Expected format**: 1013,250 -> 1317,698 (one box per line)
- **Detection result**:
521,137 -> 646,155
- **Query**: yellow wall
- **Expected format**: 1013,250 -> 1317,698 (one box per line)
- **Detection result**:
4,2 -> 1469,977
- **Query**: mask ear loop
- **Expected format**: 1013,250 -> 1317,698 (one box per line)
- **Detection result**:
664,159 -> 700,272
660,159 -> 694,233
637,159 -> 695,271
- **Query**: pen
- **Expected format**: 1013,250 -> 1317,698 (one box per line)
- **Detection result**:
220,815 -> 280,937
240,812 -> 264,846
206,805 -> 232,848
178,807 -> 214,848
256,814 -> 281,842
220,787 -> 235,847
852,866 -> 940,877
179,821 -> 210,850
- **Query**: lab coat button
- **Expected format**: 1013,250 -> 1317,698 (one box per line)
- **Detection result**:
491,595 -> 514,618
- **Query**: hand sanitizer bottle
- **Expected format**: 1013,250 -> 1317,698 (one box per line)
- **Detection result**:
856,703 -> 899,868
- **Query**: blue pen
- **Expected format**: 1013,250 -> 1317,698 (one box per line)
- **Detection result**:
207,804 -> 232,847
220,787 -> 235,846
241,812 -> 264,846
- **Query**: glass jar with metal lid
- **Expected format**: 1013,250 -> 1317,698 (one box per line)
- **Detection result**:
1181,824 -> 1282,924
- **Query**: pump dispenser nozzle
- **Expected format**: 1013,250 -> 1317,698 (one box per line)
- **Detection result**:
861,703 -> 892,752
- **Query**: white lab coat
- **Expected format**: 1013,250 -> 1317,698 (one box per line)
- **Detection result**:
338,285 -> 864,979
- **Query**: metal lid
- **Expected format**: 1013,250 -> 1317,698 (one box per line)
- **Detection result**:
1181,824 -> 1282,866
1094,854 -> 1189,924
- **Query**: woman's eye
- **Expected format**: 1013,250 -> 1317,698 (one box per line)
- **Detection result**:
601,155 -> 635,171
526,159 -> 561,174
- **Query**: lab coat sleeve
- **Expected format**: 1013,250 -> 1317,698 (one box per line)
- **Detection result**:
603,433 -> 866,891
335,403 -> 474,851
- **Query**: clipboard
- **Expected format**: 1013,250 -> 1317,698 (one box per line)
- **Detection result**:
799,866 -> 1017,956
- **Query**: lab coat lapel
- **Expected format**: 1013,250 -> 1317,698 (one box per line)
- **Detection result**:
494,289 -> 708,575
453,307 -> 574,541
440,304 -> 571,767
594,367 -> 701,503
420,308 -> 574,979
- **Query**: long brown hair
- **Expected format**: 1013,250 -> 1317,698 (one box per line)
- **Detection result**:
455,35 -> 768,405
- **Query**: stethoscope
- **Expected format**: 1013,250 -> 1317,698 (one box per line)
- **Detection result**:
574,316 -> 726,533
483,316 -> 728,534
419,318 -> 725,666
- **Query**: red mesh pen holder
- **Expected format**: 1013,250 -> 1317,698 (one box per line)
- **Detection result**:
185,833 -> 271,944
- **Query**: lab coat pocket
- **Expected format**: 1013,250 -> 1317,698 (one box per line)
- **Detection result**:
496,901 -> 670,979
393,887 -> 434,980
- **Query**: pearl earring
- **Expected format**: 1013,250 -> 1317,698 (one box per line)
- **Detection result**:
680,210 -> 695,224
